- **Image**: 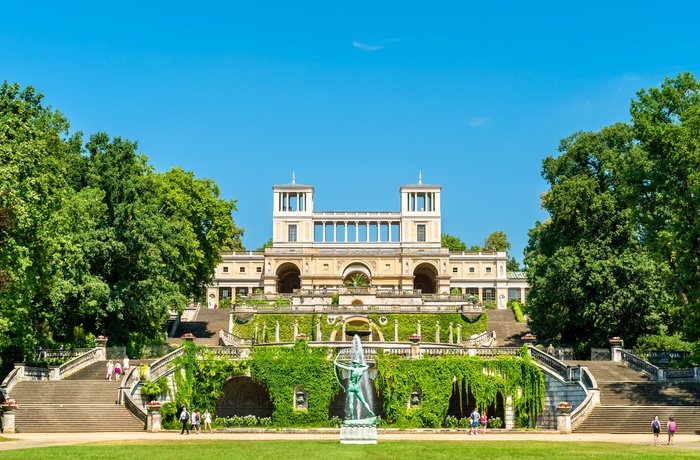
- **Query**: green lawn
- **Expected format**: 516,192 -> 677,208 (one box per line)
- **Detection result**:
1,440 -> 699,459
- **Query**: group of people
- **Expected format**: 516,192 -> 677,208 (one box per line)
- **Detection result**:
105,356 -> 130,381
651,415 -> 676,446
469,408 -> 488,435
179,407 -> 213,434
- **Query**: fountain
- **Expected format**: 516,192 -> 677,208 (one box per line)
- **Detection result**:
334,334 -> 377,444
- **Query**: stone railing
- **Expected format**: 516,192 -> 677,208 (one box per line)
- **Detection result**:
620,349 -> 662,380
529,347 -> 569,381
57,347 -> 101,378
219,330 -> 253,347
232,303 -> 479,314
35,348 -> 94,361
571,386 -> 599,430
466,330 -> 493,347
0,366 -> 21,396
665,367 -> 697,380
149,347 -> 185,382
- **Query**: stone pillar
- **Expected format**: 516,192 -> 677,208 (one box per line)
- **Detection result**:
95,337 -> 108,360
448,323 -> 453,344
611,346 -> 622,362
435,322 -> 440,344
1,409 -> 16,433
417,320 -> 421,337
556,413 -> 572,434
342,322 -> 346,342
505,394 -> 514,429
275,321 -> 280,343
316,319 -> 322,342
410,343 -> 421,359
147,409 -> 162,432
457,324 -> 462,345
254,324 -> 259,344
294,319 -> 299,338
262,322 -> 267,344
394,319 -> 399,342
368,323 -> 373,342
49,365 -> 61,381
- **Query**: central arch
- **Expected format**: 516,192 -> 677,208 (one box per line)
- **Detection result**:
216,376 -> 273,418
341,263 -> 372,287
277,262 -> 301,294
413,262 -> 438,294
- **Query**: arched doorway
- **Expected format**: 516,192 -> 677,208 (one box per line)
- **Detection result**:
341,263 -> 372,288
277,263 -> 301,294
216,376 -> 273,418
445,378 -> 505,423
413,263 -> 438,294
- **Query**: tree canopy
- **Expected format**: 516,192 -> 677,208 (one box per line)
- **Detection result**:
0,81 -> 243,370
524,74 -> 698,347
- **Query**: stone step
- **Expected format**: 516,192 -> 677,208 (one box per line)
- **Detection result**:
574,406 -> 700,434
9,381 -> 121,404
486,309 -> 531,347
597,382 -> 700,406
13,405 -> 144,432
574,361 -> 652,383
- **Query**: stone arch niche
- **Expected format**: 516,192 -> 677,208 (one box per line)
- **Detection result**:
445,378 -> 505,422
341,262 -> 372,287
277,263 -> 301,294
413,263 -> 438,294
216,376 -> 273,418
329,316 -> 384,342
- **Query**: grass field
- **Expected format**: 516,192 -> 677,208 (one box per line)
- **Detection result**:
1,440 -> 699,459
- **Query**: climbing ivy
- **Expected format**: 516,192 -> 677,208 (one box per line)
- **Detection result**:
249,340 -> 338,426
374,347 -> 545,429
231,312 -> 487,343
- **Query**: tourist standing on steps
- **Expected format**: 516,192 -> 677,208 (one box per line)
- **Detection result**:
667,416 -> 676,445
122,356 -> 130,374
106,360 -> 114,380
179,407 -> 190,434
470,408 -> 480,435
114,361 -> 121,381
651,415 -> 661,446
203,409 -> 212,433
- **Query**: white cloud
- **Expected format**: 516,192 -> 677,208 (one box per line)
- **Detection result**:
464,117 -> 490,128
352,41 -> 383,51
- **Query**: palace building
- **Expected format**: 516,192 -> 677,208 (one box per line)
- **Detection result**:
206,175 -> 528,307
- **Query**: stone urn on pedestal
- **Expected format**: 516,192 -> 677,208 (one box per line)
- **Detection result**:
521,333 -> 536,345
181,333 -> 195,342
146,401 -> 162,432
1,399 -> 18,433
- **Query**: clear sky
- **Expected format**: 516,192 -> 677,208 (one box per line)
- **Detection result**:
3,1 -> 700,262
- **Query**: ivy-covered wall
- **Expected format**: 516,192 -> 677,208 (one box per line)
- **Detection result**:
249,340 -> 338,426
231,312 -> 487,343
159,342 -> 545,429
375,348 -> 545,428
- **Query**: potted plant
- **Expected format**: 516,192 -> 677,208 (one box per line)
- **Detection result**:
521,333 -> 536,344
409,334 -> 422,343
556,402 -> 572,413
181,333 -> 195,341
146,400 -> 162,411
1,399 -> 18,411
609,336 -> 623,347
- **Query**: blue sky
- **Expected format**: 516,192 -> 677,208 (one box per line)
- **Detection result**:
3,1 -> 700,262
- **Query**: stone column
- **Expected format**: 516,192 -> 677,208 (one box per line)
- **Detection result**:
316,319 -> 322,342
254,324 -> 259,344
368,323 -> 373,342
261,322 -> 267,344
417,320 -> 421,337
341,322 -> 346,342
275,321 -> 280,343
457,324 -> 462,345
448,323 -> 453,344
293,319 -> 299,338
394,319 -> 399,342
147,408 -> 162,432
435,322 -> 440,344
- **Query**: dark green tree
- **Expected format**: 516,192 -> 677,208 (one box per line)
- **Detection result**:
524,124 -> 676,346
441,233 -> 467,252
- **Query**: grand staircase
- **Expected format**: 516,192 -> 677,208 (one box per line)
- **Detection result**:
573,361 -> 700,434
168,308 -> 231,346
487,309 -> 531,347
8,361 -> 144,432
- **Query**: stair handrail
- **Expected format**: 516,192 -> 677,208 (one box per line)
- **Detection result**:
0,366 -> 21,396
57,347 -> 101,379
620,349 -> 662,380
528,346 -> 569,381
219,330 -> 252,346
149,347 -> 186,382
570,385 -> 599,430
466,330 -> 493,347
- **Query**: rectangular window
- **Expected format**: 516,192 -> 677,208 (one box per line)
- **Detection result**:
237,287 -> 249,296
385,264 -> 391,271
417,224 -> 426,242
222,266 -> 229,273
452,267 -> 459,273
465,288 -> 479,297
482,288 -> 495,301
239,266 -> 246,273
508,288 -> 522,302
218,287 -> 231,299
485,267 -> 492,274
256,266 -> 262,273
323,263 -> 330,270
288,224 -> 297,242
468,267 -> 475,274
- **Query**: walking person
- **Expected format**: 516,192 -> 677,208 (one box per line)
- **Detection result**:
651,415 -> 661,446
192,409 -> 201,434
106,360 -> 114,380
114,361 -> 121,381
480,412 -> 488,434
122,356 -> 130,374
470,407 -> 480,435
179,407 -> 190,435
667,416 -> 676,446
203,409 -> 213,433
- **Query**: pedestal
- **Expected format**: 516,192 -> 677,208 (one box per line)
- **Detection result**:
556,413 -> 571,434
340,424 -> 377,444
147,409 -> 162,432
1,410 -> 16,433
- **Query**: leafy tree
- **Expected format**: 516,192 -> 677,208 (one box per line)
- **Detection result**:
483,231 -> 511,252
524,124 -> 676,346
627,72 -> 700,340
441,233 -> 466,252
